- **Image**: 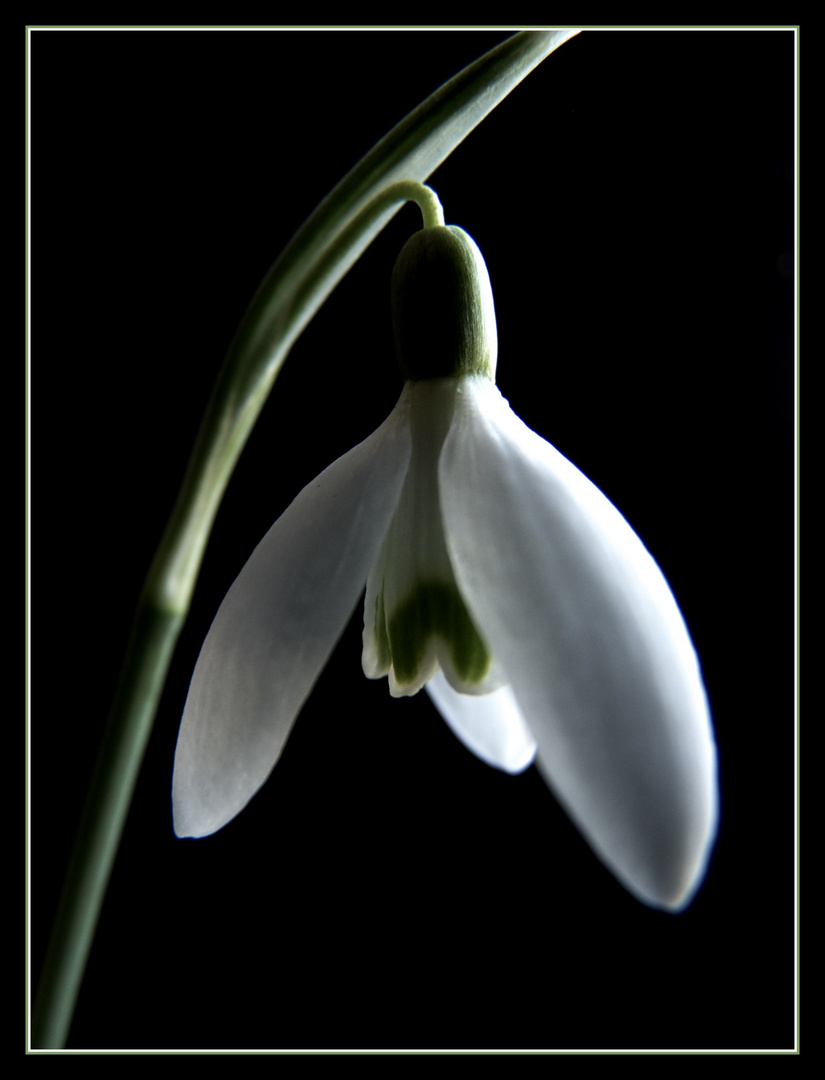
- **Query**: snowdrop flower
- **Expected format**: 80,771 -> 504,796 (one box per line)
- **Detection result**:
173,222 -> 718,912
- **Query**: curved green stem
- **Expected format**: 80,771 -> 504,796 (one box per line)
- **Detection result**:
32,30 -> 580,1048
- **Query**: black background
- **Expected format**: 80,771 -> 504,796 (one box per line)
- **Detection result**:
31,28 -> 795,1051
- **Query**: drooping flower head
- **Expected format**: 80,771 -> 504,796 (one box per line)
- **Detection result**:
173,209 -> 718,912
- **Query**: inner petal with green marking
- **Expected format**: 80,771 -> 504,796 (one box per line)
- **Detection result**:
362,378 -> 504,698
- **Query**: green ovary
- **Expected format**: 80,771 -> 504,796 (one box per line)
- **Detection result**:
387,580 -> 492,687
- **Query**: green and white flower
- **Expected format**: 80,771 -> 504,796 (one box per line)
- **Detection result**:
173,223 -> 718,912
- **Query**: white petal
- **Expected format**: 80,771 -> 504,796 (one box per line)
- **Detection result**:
426,669 -> 537,774
440,376 -> 718,910
172,390 -> 413,838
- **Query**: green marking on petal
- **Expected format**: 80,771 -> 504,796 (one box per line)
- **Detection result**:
387,580 -> 492,688
372,585 -> 392,672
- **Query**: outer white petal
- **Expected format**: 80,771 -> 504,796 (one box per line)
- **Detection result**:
172,390 -> 413,838
440,377 -> 718,911
426,669 -> 537,774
